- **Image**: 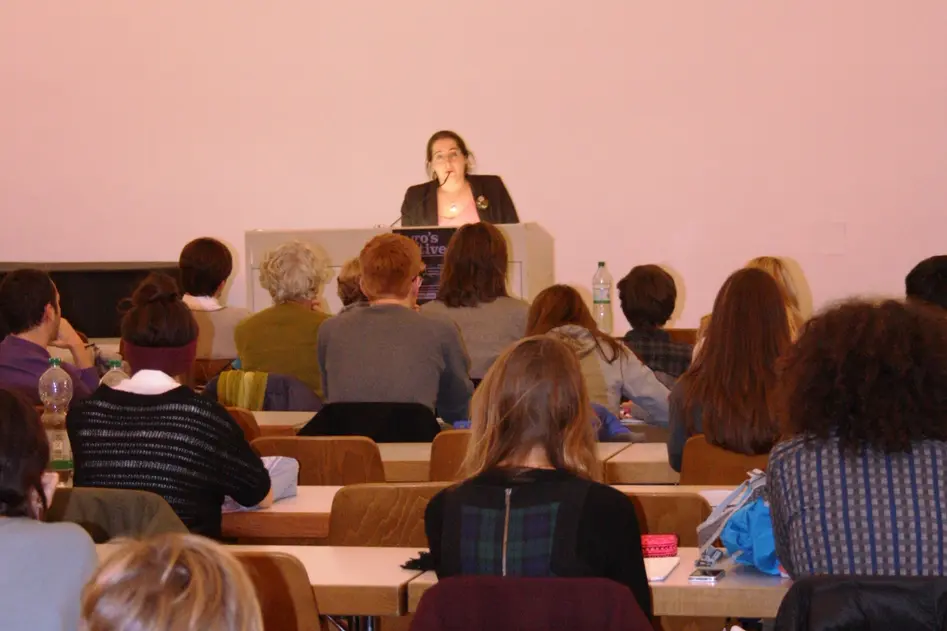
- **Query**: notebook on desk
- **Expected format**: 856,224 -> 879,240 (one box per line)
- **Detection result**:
646,556 -> 680,582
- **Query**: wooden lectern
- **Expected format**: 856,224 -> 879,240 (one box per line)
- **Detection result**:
244,223 -> 554,313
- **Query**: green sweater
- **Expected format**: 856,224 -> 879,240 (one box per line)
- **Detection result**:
234,302 -> 329,398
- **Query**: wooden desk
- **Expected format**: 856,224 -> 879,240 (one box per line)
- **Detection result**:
605,443 -> 680,484
219,484 -> 735,541
379,443 -> 632,482
98,545 -> 421,616
406,548 -> 791,618
221,486 -> 339,539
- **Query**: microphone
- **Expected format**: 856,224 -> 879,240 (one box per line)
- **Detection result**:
386,171 -> 450,227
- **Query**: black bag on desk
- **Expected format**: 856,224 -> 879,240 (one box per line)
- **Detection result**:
298,401 -> 440,443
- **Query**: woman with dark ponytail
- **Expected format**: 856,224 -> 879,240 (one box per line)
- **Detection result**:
0,388 -> 97,631
68,273 -> 272,538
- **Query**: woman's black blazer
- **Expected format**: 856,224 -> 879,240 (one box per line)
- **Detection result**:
399,174 -> 519,227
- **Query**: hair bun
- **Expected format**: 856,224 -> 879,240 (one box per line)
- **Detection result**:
130,273 -> 182,307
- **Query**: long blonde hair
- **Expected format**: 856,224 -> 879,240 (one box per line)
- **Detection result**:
463,336 -> 600,481
81,534 -> 263,631
746,256 -> 804,336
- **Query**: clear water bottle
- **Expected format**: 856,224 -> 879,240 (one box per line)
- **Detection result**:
100,359 -> 129,387
592,261 -> 613,334
38,357 -> 74,486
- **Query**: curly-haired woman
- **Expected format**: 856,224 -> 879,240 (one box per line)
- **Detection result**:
769,299 -> 947,578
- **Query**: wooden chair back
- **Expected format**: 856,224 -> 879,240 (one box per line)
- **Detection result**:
679,435 -> 769,485
326,482 -> 449,547
226,407 -> 262,443
428,430 -> 471,482
625,491 -> 711,547
251,436 -> 385,486
666,328 -> 698,345
236,551 -> 326,631
188,358 -> 234,389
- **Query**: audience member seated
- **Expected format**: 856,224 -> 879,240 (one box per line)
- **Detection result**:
318,233 -> 473,422
68,273 -> 271,538
179,237 -> 250,360
906,254 -> 947,311
424,336 -> 651,616
770,299 -> 947,578
421,222 -> 529,381
694,255 -> 804,357
81,533 -> 263,631
234,240 -> 331,398
337,257 -> 368,312
617,264 -> 692,380
0,388 -> 97,631
526,284 -> 669,425
0,269 -> 98,403
668,268 -> 789,472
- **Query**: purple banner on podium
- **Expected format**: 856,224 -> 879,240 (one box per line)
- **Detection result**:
393,226 -> 457,304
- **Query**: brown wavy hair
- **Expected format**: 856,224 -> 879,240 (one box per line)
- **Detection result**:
463,336 -> 600,481
778,299 -> 947,453
437,222 -> 509,308
525,284 -> 627,364
680,268 -> 790,455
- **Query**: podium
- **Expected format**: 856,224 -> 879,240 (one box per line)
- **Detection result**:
244,223 -> 554,314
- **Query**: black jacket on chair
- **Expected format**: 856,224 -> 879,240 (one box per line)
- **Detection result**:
399,174 -> 519,226
775,575 -> 947,631
298,401 -> 441,443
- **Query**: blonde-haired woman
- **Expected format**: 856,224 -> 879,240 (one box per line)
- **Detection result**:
423,336 -> 651,617
81,533 -> 262,631
234,241 -> 332,397
745,256 -> 804,336
694,256 -> 805,358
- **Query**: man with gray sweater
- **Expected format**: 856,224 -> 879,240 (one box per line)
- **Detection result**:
317,234 -> 473,422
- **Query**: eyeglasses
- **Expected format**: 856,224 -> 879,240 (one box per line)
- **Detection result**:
415,268 -> 429,281
431,150 -> 464,166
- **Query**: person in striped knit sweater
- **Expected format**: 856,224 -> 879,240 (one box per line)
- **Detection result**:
68,273 -> 271,539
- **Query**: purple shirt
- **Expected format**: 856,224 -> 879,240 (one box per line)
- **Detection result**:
0,336 -> 99,404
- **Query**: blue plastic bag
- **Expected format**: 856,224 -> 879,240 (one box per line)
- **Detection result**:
720,498 -> 780,575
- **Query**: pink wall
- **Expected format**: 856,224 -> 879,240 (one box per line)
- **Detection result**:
2,1 -> 946,328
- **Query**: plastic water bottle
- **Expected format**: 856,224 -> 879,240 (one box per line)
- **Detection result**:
592,261 -> 613,334
99,359 -> 129,387
38,357 -> 74,486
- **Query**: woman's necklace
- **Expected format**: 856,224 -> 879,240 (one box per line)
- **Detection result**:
439,184 -> 468,218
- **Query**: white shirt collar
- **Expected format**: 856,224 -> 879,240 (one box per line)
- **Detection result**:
112,370 -> 181,395
182,293 -> 224,312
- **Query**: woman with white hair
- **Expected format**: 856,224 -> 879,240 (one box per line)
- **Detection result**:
234,241 -> 331,397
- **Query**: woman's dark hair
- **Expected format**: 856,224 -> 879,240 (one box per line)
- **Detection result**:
425,130 -> 472,165
779,299 -> 947,453
617,265 -> 677,329
437,222 -> 509,308
680,268 -> 791,455
526,284 -> 627,364
0,388 -> 49,519
121,273 -> 198,348
178,237 -> 233,297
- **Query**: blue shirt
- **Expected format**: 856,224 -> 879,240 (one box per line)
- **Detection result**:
0,336 -> 98,404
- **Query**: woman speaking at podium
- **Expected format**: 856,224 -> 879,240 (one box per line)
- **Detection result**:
400,130 -> 519,227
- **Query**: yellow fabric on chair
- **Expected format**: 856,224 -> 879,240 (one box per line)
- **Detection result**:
216,370 -> 269,411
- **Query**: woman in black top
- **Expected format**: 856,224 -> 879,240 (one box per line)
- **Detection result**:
68,273 -> 271,538
400,130 -> 518,227
424,336 -> 651,617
